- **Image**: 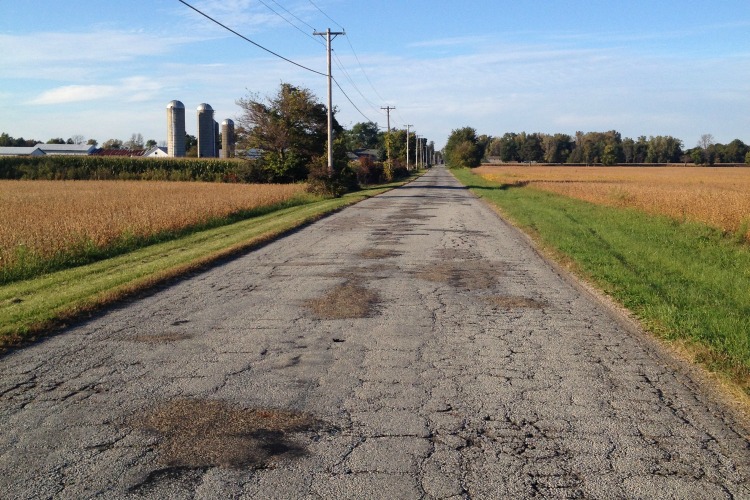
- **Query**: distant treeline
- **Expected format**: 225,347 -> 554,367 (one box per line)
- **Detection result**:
481,131 -> 750,165
0,156 -> 264,183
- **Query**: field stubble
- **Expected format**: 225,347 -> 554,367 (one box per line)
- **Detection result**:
0,180 -> 308,280
474,165 -> 750,240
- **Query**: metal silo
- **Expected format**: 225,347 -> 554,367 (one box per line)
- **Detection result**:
197,103 -> 215,158
166,100 -> 186,157
221,119 -> 235,158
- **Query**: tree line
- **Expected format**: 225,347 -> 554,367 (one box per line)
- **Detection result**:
444,128 -> 750,168
2,82 -> 434,194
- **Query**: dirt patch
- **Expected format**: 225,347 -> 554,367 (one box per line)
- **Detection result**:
131,333 -> 193,344
134,399 -> 327,469
358,248 -> 402,260
413,260 -> 503,290
305,278 -> 380,319
434,248 -> 476,260
483,295 -> 546,309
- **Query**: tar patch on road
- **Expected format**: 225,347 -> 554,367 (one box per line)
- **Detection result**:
413,260 -> 504,290
130,332 -> 193,343
133,399 -> 328,469
305,277 -> 380,319
358,248 -> 402,260
482,295 -> 547,310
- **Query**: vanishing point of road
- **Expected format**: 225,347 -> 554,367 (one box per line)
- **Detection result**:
1,166 -> 748,498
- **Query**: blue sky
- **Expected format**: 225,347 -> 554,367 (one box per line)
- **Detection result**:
1,0 -> 749,149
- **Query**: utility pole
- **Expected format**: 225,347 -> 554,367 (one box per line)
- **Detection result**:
314,28 -> 345,174
381,106 -> 395,163
415,134 -> 420,170
405,124 -> 413,170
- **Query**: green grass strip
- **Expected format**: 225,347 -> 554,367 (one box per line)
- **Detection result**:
0,178 -> 417,347
452,167 -> 750,391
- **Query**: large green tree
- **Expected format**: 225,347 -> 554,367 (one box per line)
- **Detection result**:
444,126 -> 482,168
237,83 -> 339,182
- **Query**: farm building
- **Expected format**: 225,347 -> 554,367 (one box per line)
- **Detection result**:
0,146 -> 46,157
34,143 -> 97,156
145,146 -> 169,158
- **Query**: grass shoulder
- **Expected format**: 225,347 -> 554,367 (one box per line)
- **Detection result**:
451,167 -> 750,399
0,173 -> 422,349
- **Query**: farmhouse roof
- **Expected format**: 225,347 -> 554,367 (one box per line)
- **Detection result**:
35,143 -> 97,155
0,146 -> 46,156
92,148 -> 147,157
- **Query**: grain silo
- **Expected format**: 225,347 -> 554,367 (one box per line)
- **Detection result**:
197,103 -> 215,158
221,119 -> 235,158
166,100 -> 186,157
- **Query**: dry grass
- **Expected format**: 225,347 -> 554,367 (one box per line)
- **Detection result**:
305,278 -> 380,319
135,399 -> 324,469
0,180 -> 306,273
474,166 -> 750,239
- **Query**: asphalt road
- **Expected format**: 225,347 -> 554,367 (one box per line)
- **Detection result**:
1,166 -> 748,499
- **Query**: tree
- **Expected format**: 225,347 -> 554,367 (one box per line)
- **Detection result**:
145,139 -> 158,148
102,138 -> 123,149
46,138 -> 66,144
70,134 -> 86,145
124,133 -> 144,149
697,133 -> 715,165
346,121 -> 380,150
87,138 -> 98,146
236,83 -> 335,182
444,126 -> 482,168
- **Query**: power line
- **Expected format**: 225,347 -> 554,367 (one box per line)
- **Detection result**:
257,0 -> 324,46
307,0 -> 345,31
344,35 -> 386,103
332,49 -> 382,115
333,76 -> 375,123
177,0 -> 326,77
270,0 -> 318,31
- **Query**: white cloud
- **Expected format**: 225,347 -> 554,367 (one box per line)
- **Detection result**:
28,85 -> 117,105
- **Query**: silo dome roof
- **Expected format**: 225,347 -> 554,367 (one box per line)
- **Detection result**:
167,100 -> 185,109
222,119 -> 235,126
197,103 -> 213,111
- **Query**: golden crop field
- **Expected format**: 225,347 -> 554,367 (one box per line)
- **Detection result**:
474,165 -> 750,239
0,180 -> 307,270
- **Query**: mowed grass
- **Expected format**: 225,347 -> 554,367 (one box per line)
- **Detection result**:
0,178 -> 417,347
0,180 -> 310,283
452,167 -> 750,393
473,165 -> 750,241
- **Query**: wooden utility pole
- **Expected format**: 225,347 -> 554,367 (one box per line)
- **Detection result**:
381,106 -> 395,163
405,124 -> 413,170
314,28 -> 345,173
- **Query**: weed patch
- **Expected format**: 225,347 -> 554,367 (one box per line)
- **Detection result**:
305,278 -> 380,319
134,399 -> 327,469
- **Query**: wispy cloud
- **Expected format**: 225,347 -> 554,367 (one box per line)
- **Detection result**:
28,77 -> 165,105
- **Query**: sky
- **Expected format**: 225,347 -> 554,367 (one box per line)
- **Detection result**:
1,0 -> 749,149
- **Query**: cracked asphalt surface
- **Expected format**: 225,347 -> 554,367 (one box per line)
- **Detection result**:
1,166 -> 749,498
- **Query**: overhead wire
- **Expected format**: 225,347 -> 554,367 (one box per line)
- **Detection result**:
179,0 -> 389,129
270,0 -> 318,31
307,0 -> 345,31
257,0 -> 324,46
176,0 -> 326,77
332,76 -> 375,123
332,49 -> 382,117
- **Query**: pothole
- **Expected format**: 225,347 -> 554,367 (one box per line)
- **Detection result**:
358,248 -> 402,260
434,248 -> 476,260
483,295 -> 546,309
413,260 -> 504,290
133,399 -> 328,469
131,333 -> 193,344
305,278 -> 380,319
